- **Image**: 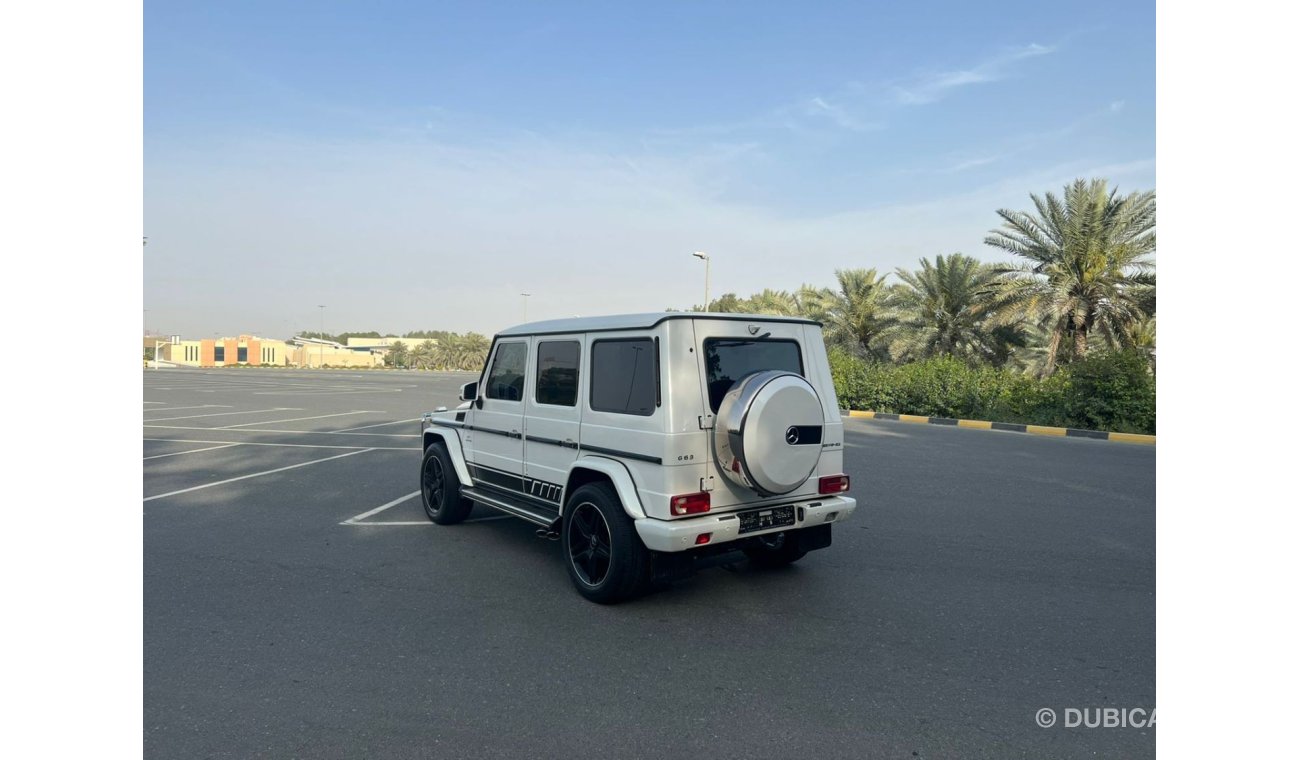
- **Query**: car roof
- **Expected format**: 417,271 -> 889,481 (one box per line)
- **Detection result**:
496,312 -> 820,337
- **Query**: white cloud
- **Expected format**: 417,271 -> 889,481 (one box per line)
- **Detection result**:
804,96 -> 881,132
892,43 -> 1056,105
952,156 -> 1002,173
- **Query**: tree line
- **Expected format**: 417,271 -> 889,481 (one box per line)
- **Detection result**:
290,330 -> 492,371
384,333 -> 491,371
686,178 -> 1156,378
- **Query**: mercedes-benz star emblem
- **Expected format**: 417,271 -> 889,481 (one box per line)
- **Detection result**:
785,426 -> 800,445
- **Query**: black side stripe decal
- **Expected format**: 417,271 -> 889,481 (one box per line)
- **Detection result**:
467,463 -> 565,506
447,425 -> 661,465
578,444 -> 662,465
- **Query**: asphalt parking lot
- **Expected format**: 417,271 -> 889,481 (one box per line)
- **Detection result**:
144,367 -> 1155,759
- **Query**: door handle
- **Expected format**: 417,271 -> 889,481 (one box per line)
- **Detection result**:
510,429 -> 522,439
563,438 -> 578,449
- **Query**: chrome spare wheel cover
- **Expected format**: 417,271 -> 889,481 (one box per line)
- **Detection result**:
713,370 -> 824,496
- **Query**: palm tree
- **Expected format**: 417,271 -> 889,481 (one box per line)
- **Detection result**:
794,284 -> 835,323
886,253 -> 1008,364
745,289 -> 799,316
386,340 -> 409,368
412,339 -> 437,370
984,178 -> 1155,375
461,332 -> 491,371
1121,315 -> 1156,374
822,268 -> 893,360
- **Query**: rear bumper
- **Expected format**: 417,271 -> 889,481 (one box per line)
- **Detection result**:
634,495 -> 857,553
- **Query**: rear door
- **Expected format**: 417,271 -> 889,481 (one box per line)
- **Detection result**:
692,319 -> 811,509
464,338 -> 529,493
523,336 -> 584,509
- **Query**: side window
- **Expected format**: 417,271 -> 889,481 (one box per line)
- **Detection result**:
536,341 -> 580,406
590,338 -> 658,416
485,342 -> 528,401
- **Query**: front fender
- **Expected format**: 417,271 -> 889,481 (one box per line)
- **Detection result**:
563,456 -> 647,520
421,423 -> 473,486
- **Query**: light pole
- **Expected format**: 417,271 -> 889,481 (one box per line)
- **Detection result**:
692,251 -> 711,310
521,292 -> 531,322
318,305 -> 326,368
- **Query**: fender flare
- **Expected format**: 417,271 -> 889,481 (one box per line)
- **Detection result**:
563,456 -> 647,521
421,426 -> 473,486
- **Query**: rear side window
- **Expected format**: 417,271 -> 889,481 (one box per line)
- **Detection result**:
485,342 -> 528,401
703,338 -> 804,412
590,338 -> 658,415
536,341 -> 580,406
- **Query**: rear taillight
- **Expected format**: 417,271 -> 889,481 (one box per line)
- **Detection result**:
670,491 -> 711,515
818,474 -> 850,494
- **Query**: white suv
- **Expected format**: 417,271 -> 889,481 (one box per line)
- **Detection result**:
419,312 -> 858,603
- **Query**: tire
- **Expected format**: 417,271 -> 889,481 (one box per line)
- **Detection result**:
743,531 -> 807,568
561,483 -> 650,604
420,443 -> 473,525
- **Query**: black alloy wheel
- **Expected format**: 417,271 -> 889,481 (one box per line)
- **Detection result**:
422,454 -> 446,517
566,502 -> 612,587
561,482 -> 651,603
420,443 -> 473,525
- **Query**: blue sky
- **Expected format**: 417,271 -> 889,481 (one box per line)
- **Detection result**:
145,0 -> 1154,337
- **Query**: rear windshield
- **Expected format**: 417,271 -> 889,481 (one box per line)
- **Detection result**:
703,338 -> 804,412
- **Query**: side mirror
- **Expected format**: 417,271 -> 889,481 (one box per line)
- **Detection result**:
459,381 -> 478,401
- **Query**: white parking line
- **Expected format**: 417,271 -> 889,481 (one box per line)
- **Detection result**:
143,443 -> 240,460
144,448 -> 375,502
331,418 -> 420,432
143,407 -> 300,422
143,424 -> 419,438
143,437 -> 414,451
341,490 -> 420,524
218,410 -> 384,429
340,491 -> 513,526
252,389 -> 404,396
142,404 -> 233,413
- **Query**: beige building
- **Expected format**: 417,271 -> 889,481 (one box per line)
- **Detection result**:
289,338 -> 385,368
146,334 -> 397,368
155,335 -> 291,368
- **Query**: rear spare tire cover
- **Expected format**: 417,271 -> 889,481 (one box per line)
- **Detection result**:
713,370 -> 824,496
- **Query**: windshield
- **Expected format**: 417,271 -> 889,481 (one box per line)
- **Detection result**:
703,338 -> 804,412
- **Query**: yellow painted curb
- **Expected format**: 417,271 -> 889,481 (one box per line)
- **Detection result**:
1026,425 -> 1068,437
1109,432 -> 1156,445
847,410 -> 1154,445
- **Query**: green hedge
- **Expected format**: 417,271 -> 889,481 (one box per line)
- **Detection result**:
828,349 -> 1155,434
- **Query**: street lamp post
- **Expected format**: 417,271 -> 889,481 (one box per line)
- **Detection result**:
318,305 -> 326,368
521,292 -> 531,322
692,251 -> 711,310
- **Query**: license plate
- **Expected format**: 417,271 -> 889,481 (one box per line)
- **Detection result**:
738,504 -> 796,534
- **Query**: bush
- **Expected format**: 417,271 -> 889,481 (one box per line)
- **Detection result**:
1058,351 -> 1156,434
829,348 -> 1154,434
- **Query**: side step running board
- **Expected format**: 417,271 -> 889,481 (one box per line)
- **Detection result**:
461,486 -> 560,529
